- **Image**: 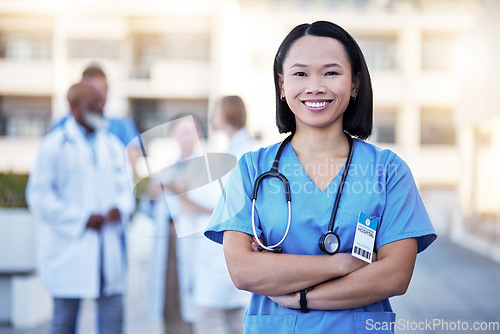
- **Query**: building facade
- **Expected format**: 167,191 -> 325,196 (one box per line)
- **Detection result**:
2,0 -> 497,253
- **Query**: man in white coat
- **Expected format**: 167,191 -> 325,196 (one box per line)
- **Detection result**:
26,83 -> 135,334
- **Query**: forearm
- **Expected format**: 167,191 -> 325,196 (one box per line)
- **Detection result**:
223,231 -> 354,296
308,260 -> 406,310
284,238 -> 418,311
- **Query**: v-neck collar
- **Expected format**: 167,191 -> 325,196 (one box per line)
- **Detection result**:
280,139 -> 355,214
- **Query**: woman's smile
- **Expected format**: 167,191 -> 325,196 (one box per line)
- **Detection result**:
302,99 -> 334,111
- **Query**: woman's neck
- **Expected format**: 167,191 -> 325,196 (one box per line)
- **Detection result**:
291,126 -> 349,159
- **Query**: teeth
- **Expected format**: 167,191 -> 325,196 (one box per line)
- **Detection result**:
304,101 -> 329,108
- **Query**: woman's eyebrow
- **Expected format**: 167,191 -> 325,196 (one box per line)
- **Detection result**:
324,63 -> 342,68
289,63 -> 343,69
290,63 -> 307,69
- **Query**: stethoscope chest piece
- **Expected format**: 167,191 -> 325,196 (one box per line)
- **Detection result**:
318,232 -> 340,255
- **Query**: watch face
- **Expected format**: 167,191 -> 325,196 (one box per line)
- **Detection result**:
324,233 -> 340,254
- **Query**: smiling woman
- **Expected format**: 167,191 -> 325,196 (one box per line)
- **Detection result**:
279,36 -> 357,133
204,21 -> 437,334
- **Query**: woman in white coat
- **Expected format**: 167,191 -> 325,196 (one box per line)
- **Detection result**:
26,83 -> 135,334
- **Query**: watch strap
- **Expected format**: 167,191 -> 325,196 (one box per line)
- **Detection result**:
299,287 -> 313,313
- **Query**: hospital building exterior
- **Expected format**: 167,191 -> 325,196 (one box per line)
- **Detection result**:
0,0 -> 499,260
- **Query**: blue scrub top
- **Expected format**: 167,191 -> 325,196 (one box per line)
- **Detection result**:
205,138 -> 437,334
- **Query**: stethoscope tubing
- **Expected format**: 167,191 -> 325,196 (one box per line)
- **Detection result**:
251,198 -> 291,251
326,134 -> 354,233
251,132 -> 353,253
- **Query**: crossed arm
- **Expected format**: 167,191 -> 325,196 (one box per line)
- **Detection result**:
223,230 -> 417,311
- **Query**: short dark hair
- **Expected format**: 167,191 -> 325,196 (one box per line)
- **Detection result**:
273,21 -> 373,140
82,64 -> 106,79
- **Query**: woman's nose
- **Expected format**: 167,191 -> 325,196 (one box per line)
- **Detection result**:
305,75 -> 326,94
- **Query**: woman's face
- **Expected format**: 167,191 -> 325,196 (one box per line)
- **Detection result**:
279,35 -> 359,132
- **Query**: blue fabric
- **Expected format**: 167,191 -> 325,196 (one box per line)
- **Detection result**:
51,295 -> 123,334
107,118 -> 139,146
52,115 -> 139,146
205,138 -> 437,333
75,123 -> 98,167
50,298 -> 80,334
96,294 -> 124,334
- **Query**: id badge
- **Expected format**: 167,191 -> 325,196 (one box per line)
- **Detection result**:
351,212 -> 379,263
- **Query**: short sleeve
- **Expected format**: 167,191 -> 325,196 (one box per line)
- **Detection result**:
376,155 -> 437,253
205,153 -> 258,244
108,118 -> 140,146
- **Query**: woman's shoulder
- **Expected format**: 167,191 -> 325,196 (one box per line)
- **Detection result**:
353,138 -> 412,176
354,138 -> 400,162
239,140 -> 282,170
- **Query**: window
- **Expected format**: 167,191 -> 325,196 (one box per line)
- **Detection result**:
131,98 -> 160,133
422,32 -> 456,71
67,39 -> 120,59
0,33 -> 51,59
372,108 -> 397,144
132,33 -> 210,78
131,98 -> 208,135
356,35 -> 398,70
163,34 -> 210,60
420,107 -> 455,145
0,96 -> 51,138
132,35 -> 165,79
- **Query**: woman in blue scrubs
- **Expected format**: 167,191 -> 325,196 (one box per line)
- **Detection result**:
205,21 -> 436,333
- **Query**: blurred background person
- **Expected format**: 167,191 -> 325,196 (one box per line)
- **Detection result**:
159,115 -> 208,334
163,113 -> 251,334
26,82 -> 135,334
211,95 -> 255,159
180,96 -> 257,334
138,177 -> 172,323
51,64 -> 141,177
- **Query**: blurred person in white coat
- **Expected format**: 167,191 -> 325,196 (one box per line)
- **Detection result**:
165,116 -> 208,329
26,82 -> 135,334
139,178 -> 171,321
211,95 -> 255,158
181,95 -> 256,334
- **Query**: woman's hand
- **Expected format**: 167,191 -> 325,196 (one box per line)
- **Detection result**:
268,292 -> 300,310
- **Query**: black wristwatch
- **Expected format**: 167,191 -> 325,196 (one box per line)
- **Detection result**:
299,287 -> 313,313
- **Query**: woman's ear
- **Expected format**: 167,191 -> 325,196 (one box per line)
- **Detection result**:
351,72 -> 361,98
278,74 -> 285,98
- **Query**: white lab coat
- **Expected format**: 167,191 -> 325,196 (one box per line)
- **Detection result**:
140,194 -> 170,319
190,129 -> 255,309
26,117 -> 135,298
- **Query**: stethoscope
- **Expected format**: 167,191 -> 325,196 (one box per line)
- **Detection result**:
251,132 -> 354,255
60,122 -> 120,171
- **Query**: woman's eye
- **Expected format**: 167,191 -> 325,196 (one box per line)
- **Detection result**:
293,72 -> 307,77
325,71 -> 339,76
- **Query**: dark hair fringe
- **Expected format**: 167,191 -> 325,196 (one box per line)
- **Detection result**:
273,21 -> 373,140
